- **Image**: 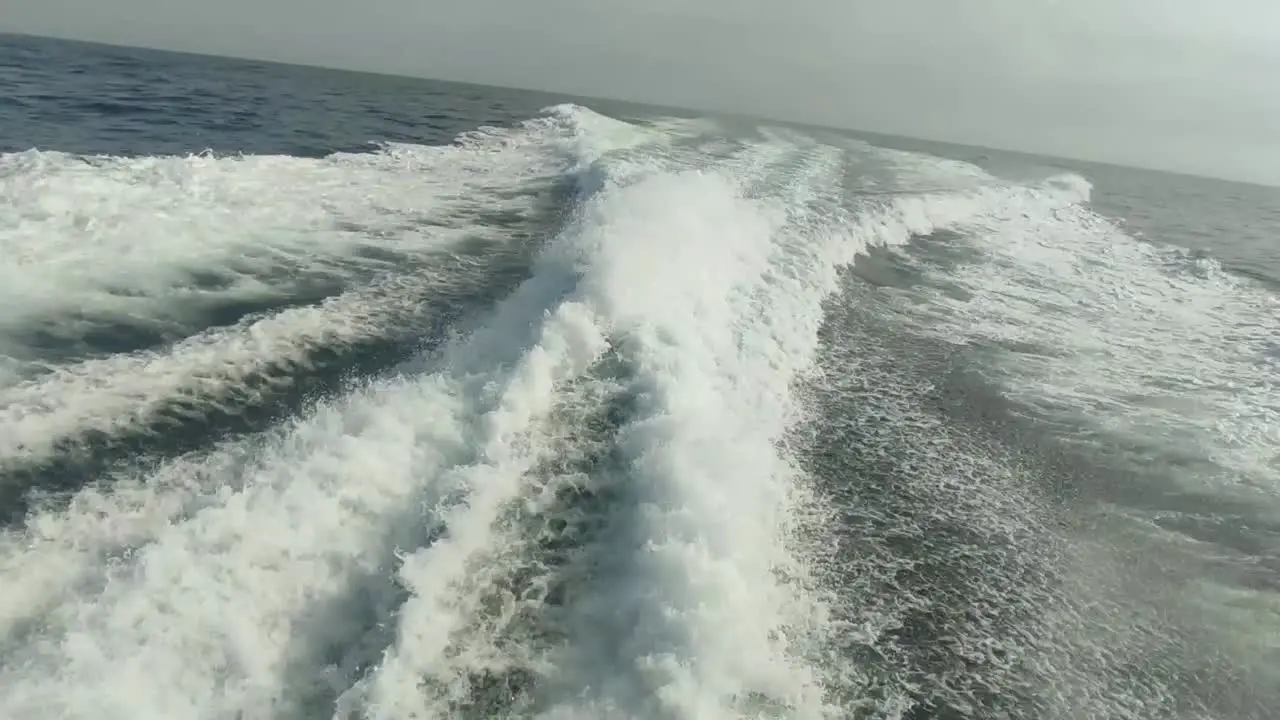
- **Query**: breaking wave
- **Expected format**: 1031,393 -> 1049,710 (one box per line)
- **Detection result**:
0,103 -> 1273,720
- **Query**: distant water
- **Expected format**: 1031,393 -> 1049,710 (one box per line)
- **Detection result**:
2,33 -> 1279,720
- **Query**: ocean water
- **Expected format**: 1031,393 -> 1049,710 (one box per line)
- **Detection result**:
2,33 -> 1279,720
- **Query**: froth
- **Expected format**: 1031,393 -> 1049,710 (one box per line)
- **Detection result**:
0,102 -> 1127,720
0,110 -> 580,364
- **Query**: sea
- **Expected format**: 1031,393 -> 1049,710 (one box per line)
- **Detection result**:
1,32 -> 1278,720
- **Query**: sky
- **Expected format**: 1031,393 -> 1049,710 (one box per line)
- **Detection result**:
7,0 -> 1280,184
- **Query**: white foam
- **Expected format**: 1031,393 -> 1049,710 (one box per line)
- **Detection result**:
0,186 -> 606,720
0,108 -> 753,719
0,366 -> 466,717
790,157 -> 1280,716
0,104 -> 687,459
0,106 -> 664,718
330,169 -> 782,719
0,110 -> 581,367
905,186 -> 1280,506
518,140 -> 1068,720
335,142 -> 807,718
546,175 -> 832,719
0,107 -> 1115,719
879,172 -> 1280,711
0,249 -> 591,696
0,446 -> 244,644
0,274 -> 419,464
380,138 -> 1073,719
0,104 -> 753,632
335,303 -> 608,719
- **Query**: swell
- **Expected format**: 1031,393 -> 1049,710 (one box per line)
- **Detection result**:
13,194 -> 577,368
332,348 -> 639,719
0,109 -> 742,719
0,174 -> 579,526
800,218 -> 1277,718
788,268 -> 1069,717
0,99 -> 1134,720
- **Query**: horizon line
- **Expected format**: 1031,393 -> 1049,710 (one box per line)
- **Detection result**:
3,30 -> 1276,191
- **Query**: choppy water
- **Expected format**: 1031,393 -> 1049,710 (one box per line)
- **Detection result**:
2,33 -> 1279,720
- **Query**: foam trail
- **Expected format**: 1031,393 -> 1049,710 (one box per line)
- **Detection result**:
525,151 -> 853,719
332,139 -> 809,719
0,106 -> 741,672
0,108 -> 669,720
342,168 -> 793,718
0,231 -> 604,720
0,277 -> 424,463
535,165 -> 1097,720
0,447 -> 248,644
0,101 -> 1110,720
0,366 -> 458,717
344,147 -> 1096,719
332,160 -> 682,718
334,304 -> 608,718
832,163 -> 1280,717
904,180 -> 1280,499
538,170 -> 825,719
0,224 -> 537,468
0,103 -> 689,458
0,244 -> 586,666
0,113 -> 578,366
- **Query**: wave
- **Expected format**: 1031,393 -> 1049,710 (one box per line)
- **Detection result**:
8,102 -> 1253,719
0,106 -> 609,370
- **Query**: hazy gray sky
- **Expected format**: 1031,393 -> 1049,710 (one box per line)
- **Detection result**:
8,0 -> 1280,184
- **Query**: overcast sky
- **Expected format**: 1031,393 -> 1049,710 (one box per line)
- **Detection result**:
8,0 -> 1280,184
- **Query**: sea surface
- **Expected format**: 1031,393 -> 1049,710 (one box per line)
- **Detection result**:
2,33 -> 1279,720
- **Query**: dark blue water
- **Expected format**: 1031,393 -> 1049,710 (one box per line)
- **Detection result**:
0,33 -> 555,157
2,32 -> 1278,720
